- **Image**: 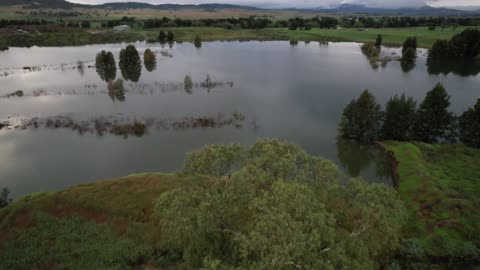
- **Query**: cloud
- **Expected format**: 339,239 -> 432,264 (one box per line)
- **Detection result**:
67,0 -> 480,9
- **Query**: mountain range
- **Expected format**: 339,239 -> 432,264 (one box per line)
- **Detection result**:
1,0 -> 479,16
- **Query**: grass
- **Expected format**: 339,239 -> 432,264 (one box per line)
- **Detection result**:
382,142 -> 480,261
0,173 -> 182,269
1,26 -> 477,48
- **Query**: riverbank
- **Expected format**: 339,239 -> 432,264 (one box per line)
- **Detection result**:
1,141 -> 479,268
382,141 -> 480,266
0,26 -> 476,48
0,173 -> 181,269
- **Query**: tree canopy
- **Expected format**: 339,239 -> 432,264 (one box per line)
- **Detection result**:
119,45 -> 142,82
413,83 -> 454,143
459,98 -> 480,148
338,90 -> 382,143
156,139 -> 406,269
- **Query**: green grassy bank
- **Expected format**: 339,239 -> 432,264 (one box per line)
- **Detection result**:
0,173 -> 181,269
1,26 -> 477,48
382,142 -> 480,264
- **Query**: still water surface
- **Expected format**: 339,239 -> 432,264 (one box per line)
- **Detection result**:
0,41 -> 479,197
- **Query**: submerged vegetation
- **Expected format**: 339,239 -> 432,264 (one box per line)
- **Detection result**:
0,112 -> 248,137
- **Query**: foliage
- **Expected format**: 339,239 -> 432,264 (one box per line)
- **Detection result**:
95,50 -> 116,82
459,98 -> 480,148
339,90 -> 382,143
119,44 -> 141,82
381,94 -> 417,141
194,35 -> 202,48
107,78 -> 125,102
402,36 -> 417,52
158,30 -> 166,44
167,30 -> 174,43
413,83 -> 454,143
361,42 -> 380,69
143,48 -> 156,72
184,75 -> 193,93
400,47 -> 417,72
0,187 -> 12,208
375,34 -> 382,47
428,29 -> 480,62
383,142 -> 480,268
183,144 -> 244,177
157,139 -> 406,269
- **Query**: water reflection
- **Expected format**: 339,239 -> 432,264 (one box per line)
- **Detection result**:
107,79 -> 126,102
2,112 -> 248,137
336,139 -> 391,181
427,60 -> 480,77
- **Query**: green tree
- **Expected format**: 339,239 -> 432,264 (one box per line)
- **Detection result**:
413,83 -> 454,143
143,49 -> 156,72
194,35 -> 202,48
459,98 -> 480,148
338,90 -> 383,143
167,31 -> 174,43
158,30 -> 166,44
401,47 -> 416,72
402,37 -> 417,52
156,140 -> 406,269
184,75 -> 193,93
375,34 -> 383,48
381,94 -> 417,141
119,45 -> 142,82
183,144 -> 243,177
0,187 -> 12,208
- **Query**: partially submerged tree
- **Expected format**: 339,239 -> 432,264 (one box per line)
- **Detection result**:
184,75 -> 193,93
119,45 -> 142,82
381,94 -> 417,141
0,187 -> 12,208
338,90 -> 383,143
413,83 -> 454,143
158,30 -> 166,44
375,34 -> 383,48
459,98 -> 480,148
194,35 -> 202,48
95,50 -> 116,82
143,49 -> 156,72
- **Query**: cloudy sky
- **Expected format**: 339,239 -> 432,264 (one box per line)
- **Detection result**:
67,0 -> 480,9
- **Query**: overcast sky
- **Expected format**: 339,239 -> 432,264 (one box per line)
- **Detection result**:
67,0 -> 480,9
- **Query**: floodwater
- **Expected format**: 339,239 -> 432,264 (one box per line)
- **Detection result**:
0,41 -> 479,197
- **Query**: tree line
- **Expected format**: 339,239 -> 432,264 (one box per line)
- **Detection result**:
339,83 -> 480,148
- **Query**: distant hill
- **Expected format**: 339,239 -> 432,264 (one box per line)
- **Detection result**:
0,0 -> 477,15
0,0 -> 79,9
309,4 -> 476,16
96,2 -> 259,10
